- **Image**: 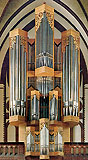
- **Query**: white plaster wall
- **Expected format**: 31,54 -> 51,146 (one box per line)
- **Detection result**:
73,124 -> 81,142
7,125 -> 16,142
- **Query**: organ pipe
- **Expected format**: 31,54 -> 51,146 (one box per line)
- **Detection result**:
31,91 -> 40,120
9,30 -> 27,117
62,30 -> 80,117
35,6 -> 54,69
40,119 -> 49,157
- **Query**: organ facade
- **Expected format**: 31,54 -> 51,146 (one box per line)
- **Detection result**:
9,3 -> 80,160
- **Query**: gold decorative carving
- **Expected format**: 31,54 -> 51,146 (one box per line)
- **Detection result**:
73,37 -> 80,50
49,90 -> 58,101
62,29 -> 80,52
10,36 -> 16,48
46,11 -> 54,29
35,12 -> 43,31
39,118 -> 49,131
31,90 -> 40,100
35,11 -> 54,31
10,35 -> 27,52
20,36 -> 26,51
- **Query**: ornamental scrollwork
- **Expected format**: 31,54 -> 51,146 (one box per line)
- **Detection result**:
35,12 -> 43,31
10,36 -> 16,48
46,12 -> 54,30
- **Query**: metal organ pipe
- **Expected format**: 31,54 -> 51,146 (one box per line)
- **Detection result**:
10,35 -> 26,116
16,36 -> 19,102
62,35 -> 79,117
10,48 -> 13,116
34,94 -> 36,116
36,11 -> 53,69
13,43 -> 15,115
63,52 -> 65,116
65,46 -> 69,116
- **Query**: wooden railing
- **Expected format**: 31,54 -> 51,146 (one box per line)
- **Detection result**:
0,142 -> 25,158
64,142 -> 88,159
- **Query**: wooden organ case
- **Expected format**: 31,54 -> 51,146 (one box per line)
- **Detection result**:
9,3 -> 80,160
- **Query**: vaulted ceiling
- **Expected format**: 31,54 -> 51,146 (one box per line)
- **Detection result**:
0,0 -> 88,79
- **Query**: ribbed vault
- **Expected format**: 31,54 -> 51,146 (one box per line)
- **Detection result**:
0,0 -> 88,80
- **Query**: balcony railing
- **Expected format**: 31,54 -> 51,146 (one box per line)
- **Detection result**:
0,142 -> 25,158
64,142 -> 88,158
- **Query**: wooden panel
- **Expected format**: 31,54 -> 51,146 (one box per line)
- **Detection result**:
63,126 -> 70,143
54,39 -> 61,45
19,124 -> 26,142
54,71 -> 62,77
35,3 -> 54,14
27,86 -> 34,97
63,116 -> 79,127
49,90 -> 58,100
31,90 -> 40,100
9,28 -> 28,38
26,126 -> 35,132
49,151 -> 64,156
49,120 -> 67,127
25,151 -> 40,156
27,71 -> 35,77
35,3 -> 54,31
54,87 -> 62,97
28,39 -> 35,45
35,66 -> 54,77
9,115 -> 26,126
40,155 -> 49,159
27,120 -> 39,126
39,118 -> 49,131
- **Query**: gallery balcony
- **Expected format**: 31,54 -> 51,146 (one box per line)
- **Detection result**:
0,142 -> 25,160
64,142 -> 88,159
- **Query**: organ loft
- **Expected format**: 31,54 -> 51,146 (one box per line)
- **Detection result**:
9,3 -> 80,160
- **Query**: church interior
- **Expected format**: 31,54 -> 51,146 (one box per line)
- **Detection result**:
0,0 -> 88,160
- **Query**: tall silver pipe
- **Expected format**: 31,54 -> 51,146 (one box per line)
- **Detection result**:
69,36 -> 71,102
10,48 -> 13,116
40,124 -> 49,155
72,45 -> 75,116
19,37 -> 21,100
40,20 -> 43,54
34,94 -> 36,115
21,45 -> 24,101
43,13 -> 47,53
44,77 -> 46,98
16,36 -> 19,101
13,43 -> 15,109
46,78 -> 47,95
42,77 -> 44,95
68,36 -> 72,115
76,49 -> 78,116
24,52 -> 26,102
71,37 -> 74,103
65,46 -> 68,116
38,100 -> 39,119
47,22 -> 50,54
63,52 -> 65,116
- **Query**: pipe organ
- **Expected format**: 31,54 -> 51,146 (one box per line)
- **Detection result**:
40,119 -> 49,159
9,29 -> 27,119
49,90 -> 58,120
31,90 -> 40,120
9,3 -> 80,160
62,30 -> 80,126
